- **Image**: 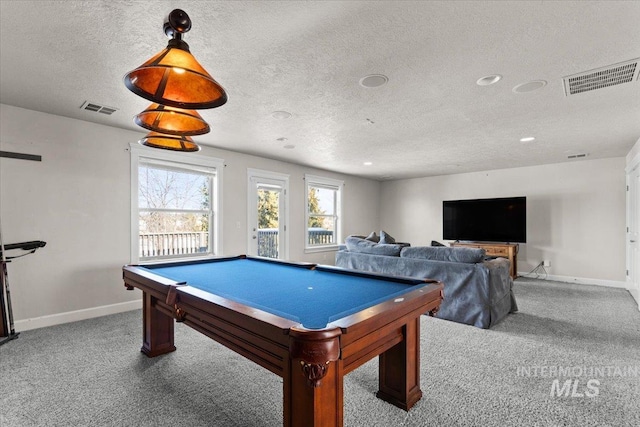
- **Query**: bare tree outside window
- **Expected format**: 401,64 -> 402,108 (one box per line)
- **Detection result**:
138,164 -> 212,258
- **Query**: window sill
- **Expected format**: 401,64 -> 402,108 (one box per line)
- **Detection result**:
304,245 -> 339,254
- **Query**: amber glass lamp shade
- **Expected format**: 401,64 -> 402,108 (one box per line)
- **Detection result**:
139,132 -> 201,152
135,103 -> 210,136
124,38 -> 227,110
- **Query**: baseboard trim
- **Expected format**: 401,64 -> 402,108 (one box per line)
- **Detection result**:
516,272 -> 627,289
627,280 -> 640,310
14,299 -> 141,332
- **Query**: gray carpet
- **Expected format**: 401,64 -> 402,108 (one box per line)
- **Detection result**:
1,277 -> 639,426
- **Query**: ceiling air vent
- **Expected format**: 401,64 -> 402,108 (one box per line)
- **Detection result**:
567,153 -> 588,159
563,58 -> 639,96
80,101 -> 118,115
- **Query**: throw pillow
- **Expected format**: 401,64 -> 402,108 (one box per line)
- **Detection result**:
379,230 -> 396,244
345,236 -> 402,257
347,234 -> 366,239
365,231 -> 380,242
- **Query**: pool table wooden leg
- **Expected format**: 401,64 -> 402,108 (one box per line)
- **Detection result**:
283,358 -> 344,427
376,317 -> 423,410
141,291 -> 176,357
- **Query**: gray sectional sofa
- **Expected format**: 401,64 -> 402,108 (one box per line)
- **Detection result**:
335,236 -> 517,328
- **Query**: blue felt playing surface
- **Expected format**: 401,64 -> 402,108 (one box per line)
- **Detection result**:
143,258 -> 423,329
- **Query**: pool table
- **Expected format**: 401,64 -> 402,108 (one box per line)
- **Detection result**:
123,255 -> 443,427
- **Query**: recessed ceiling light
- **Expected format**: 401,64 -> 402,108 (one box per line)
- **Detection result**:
359,74 -> 388,88
476,75 -> 502,86
363,161 -> 373,166
276,137 -> 288,142
513,80 -> 547,93
271,111 -> 292,119
520,137 -> 536,142
283,144 -> 295,149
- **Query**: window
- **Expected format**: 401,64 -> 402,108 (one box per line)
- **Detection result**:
304,174 -> 343,252
130,143 -> 223,262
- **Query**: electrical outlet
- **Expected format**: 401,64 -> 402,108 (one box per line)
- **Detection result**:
543,260 -> 550,267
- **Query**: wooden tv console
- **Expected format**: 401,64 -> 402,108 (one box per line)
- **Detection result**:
450,242 -> 518,279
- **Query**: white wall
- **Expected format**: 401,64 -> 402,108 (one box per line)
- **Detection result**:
0,104 -> 380,328
1,105 -> 136,327
207,147 -> 381,264
627,136 -> 640,165
379,159 -> 627,285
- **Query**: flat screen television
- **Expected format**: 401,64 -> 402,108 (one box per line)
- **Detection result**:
443,196 -> 526,243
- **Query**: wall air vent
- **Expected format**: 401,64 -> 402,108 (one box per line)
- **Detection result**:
80,101 -> 118,115
563,58 -> 639,96
567,153 -> 589,159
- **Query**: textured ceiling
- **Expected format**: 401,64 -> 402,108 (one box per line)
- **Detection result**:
1,1 -> 639,180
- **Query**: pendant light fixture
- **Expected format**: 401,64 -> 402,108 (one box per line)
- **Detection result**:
138,132 -> 201,152
135,104 -> 210,136
124,9 -> 227,110
125,9 -> 228,152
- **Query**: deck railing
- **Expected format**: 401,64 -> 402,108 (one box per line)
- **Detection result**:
139,228 -> 334,259
307,228 -> 335,245
257,228 -> 334,258
139,232 -> 209,258
257,229 -> 279,258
